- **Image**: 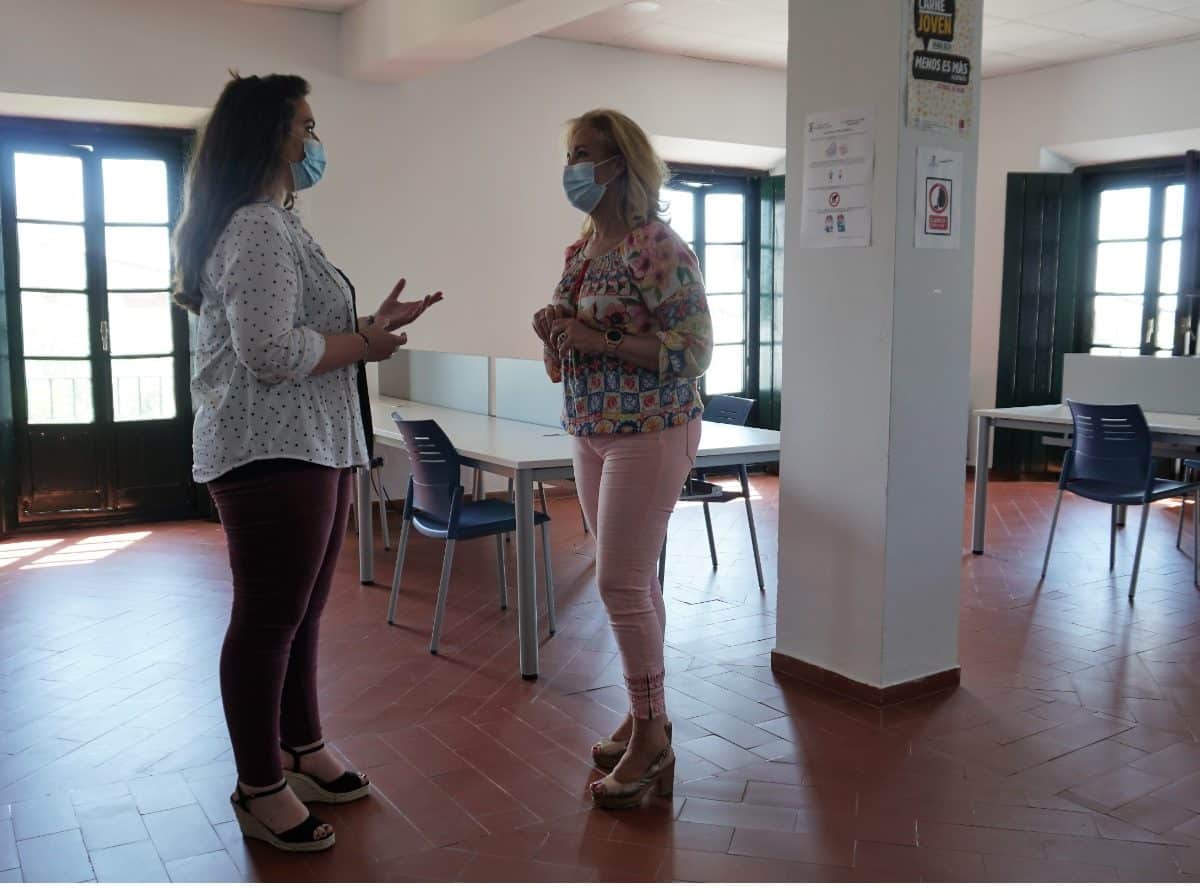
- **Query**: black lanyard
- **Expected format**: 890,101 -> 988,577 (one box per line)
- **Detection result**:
330,264 -> 375,459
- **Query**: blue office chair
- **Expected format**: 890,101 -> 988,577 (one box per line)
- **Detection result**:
1042,401 -> 1200,600
658,395 -> 766,592
385,416 -> 556,654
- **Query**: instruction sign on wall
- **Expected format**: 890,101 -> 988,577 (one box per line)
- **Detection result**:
907,0 -> 977,137
914,146 -> 963,250
799,108 -> 874,248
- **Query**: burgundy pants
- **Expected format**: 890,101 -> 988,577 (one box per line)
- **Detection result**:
207,460 -> 352,787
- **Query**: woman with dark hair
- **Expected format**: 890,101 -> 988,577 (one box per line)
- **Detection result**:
176,73 -> 444,852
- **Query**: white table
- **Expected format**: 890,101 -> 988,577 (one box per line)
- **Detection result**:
971,404 -> 1200,554
357,398 -> 781,679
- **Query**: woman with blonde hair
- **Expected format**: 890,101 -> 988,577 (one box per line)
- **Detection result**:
532,109 -> 712,809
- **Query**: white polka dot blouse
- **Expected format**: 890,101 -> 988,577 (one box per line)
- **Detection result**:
190,200 -> 369,483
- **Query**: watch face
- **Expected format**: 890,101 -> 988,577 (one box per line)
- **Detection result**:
606,329 -> 622,342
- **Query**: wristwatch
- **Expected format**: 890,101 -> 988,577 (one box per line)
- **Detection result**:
604,329 -> 624,355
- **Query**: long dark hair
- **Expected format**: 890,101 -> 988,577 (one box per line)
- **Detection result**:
173,72 -> 310,311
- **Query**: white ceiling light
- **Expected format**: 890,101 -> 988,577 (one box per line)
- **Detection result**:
625,1 -> 662,12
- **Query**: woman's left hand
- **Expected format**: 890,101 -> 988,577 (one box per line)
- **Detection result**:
549,318 -> 605,357
375,278 -> 445,331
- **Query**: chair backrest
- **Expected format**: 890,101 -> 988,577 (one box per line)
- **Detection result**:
703,395 -> 755,427
1066,400 -> 1152,488
391,416 -> 462,521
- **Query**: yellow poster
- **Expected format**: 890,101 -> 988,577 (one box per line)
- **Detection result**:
907,0 -> 978,137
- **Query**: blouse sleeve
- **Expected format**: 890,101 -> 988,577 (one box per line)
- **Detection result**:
544,238 -> 588,384
212,206 -> 326,385
624,222 -> 713,379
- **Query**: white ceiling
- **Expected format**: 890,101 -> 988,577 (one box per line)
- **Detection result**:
240,0 -> 357,9
544,0 -> 787,70
983,0 -> 1200,75
238,0 -> 1200,78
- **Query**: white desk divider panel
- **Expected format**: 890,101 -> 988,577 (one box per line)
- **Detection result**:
494,357 -> 562,428
1062,354 -> 1200,415
378,349 -> 489,414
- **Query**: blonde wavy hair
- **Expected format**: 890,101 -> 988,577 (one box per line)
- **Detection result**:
566,109 -> 669,235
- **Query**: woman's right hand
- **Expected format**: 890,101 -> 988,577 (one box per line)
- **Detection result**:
533,304 -> 566,347
360,321 -> 407,362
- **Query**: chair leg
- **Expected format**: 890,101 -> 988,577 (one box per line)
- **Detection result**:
1179,466 -> 1193,549
1194,485 -> 1199,588
429,540 -> 457,654
386,518 -> 412,625
540,522 -> 556,635
373,471 -> 391,551
702,503 -> 718,570
495,534 -> 508,611
506,478 -> 515,545
1129,504 -> 1151,601
1110,504 -> 1118,572
739,465 -> 766,592
1041,490 -> 1064,579
658,531 -> 667,589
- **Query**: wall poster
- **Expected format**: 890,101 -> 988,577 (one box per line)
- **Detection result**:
799,108 -> 874,249
907,0 -> 978,137
914,146 -> 963,250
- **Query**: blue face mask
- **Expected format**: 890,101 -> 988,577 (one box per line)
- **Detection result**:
290,137 -> 326,191
562,156 -> 617,213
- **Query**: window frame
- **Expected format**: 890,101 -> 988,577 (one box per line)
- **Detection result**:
0,115 -> 196,526
662,166 -> 762,403
1,116 -> 191,428
1077,156 -> 1191,357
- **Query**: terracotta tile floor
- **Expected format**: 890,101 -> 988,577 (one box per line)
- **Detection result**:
4,477 -> 1200,881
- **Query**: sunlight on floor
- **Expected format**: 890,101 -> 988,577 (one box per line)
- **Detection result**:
19,530 -> 151,570
0,538 -> 64,569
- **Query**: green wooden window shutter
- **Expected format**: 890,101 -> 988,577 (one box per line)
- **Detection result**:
757,175 -> 784,431
1180,151 -> 1200,354
993,172 -> 1083,477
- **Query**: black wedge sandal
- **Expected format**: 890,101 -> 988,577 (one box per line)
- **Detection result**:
230,781 -> 335,853
282,741 -> 372,804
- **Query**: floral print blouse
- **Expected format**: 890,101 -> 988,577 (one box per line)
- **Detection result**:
546,220 -> 713,436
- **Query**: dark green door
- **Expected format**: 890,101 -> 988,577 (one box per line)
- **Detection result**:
1,125 -> 194,525
993,172 -> 1083,477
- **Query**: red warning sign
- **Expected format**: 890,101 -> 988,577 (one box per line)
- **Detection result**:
924,178 -> 951,235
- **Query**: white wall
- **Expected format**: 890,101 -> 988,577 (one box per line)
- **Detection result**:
970,39 -> 1200,463
0,0 -> 786,397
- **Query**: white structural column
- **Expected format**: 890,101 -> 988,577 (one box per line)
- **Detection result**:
774,0 -> 982,695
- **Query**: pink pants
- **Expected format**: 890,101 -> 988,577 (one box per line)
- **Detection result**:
571,417 -> 701,719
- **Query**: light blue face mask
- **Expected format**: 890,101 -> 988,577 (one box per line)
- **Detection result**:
562,155 -> 617,213
290,137 -> 326,191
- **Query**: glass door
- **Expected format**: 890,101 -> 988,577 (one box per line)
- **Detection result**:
662,173 -> 759,399
1081,175 -> 1190,356
1,124 -> 193,524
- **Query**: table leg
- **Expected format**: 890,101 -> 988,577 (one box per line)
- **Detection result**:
514,469 -> 539,680
357,466 -> 374,584
971,416 -> 992,554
